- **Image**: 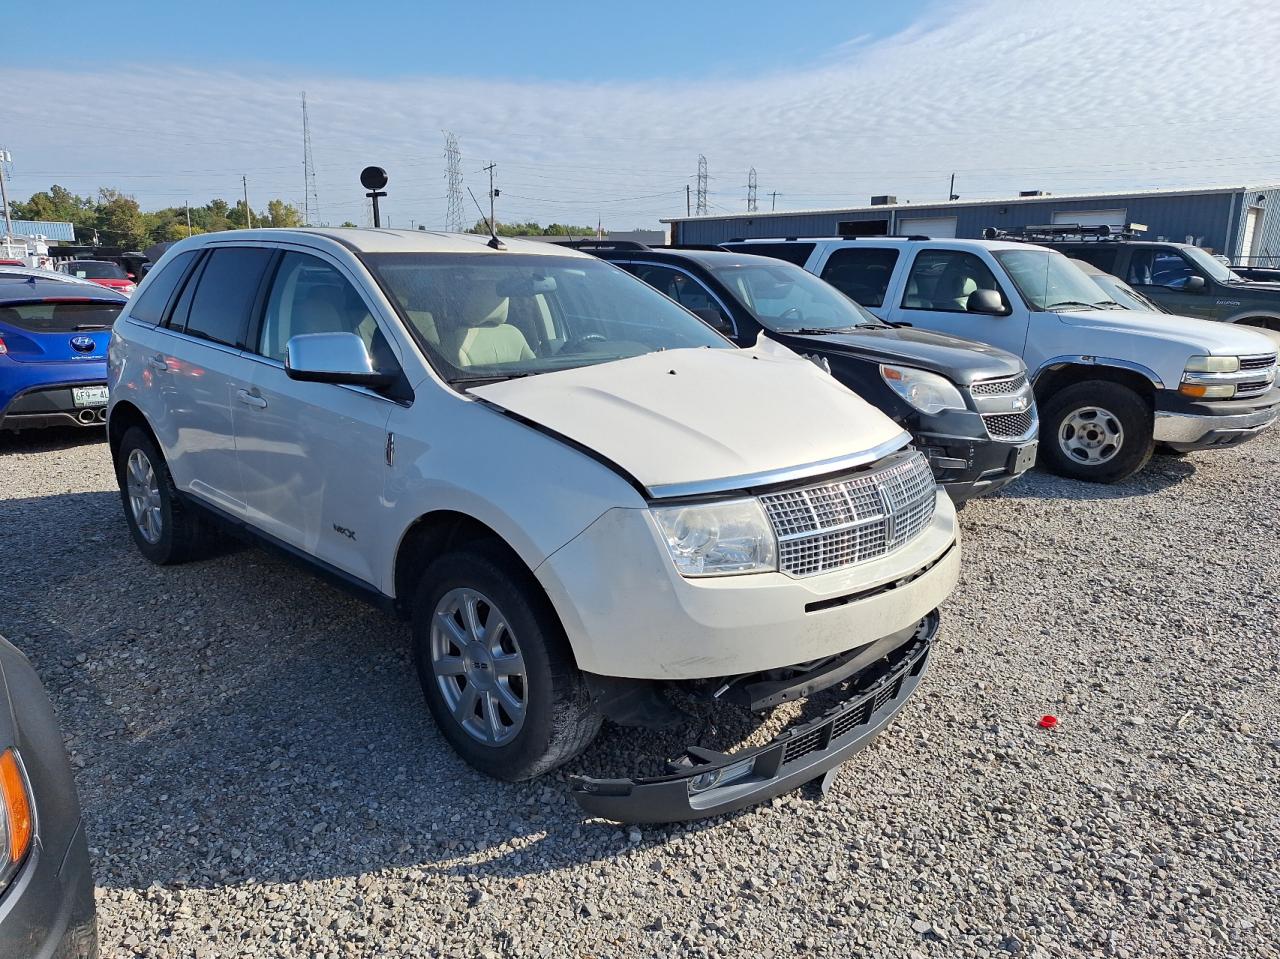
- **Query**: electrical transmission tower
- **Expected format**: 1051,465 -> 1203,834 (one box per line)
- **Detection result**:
747,167 -> 758,212
695,155 -> 708,215
443,131 -> 465,232
301,93 -> 320,226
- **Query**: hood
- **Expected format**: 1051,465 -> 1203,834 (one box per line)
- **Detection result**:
1055,309 -> 1278,356
779,326 -> 1024,384
469,340 -> 908,496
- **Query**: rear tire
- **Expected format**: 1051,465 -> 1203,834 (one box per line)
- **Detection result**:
1040,381 -> 1153,483
410,542 -> 601,781
114,426 -> 216,564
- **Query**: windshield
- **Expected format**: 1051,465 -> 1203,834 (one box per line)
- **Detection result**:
1090,274 -> 1165,313
704,260 -> 884,332
367,253 -> 731,382
63,261 -> 126,279
995,249 -> 1120,311
1180,244 -> 1240,283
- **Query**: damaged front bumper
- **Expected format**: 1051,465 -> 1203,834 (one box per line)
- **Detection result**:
570,613 -> 938,824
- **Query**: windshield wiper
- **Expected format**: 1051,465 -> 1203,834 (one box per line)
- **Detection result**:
1044,300 -> 1103,311
74,323 -> 111,331
781,326 -> 862,335
451,371 -> 539,386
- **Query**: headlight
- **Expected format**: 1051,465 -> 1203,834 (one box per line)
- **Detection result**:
650,499 -> 777,577
1184,355 -> 1240,373
879,365 -> 966,414
0,749 -> 34,891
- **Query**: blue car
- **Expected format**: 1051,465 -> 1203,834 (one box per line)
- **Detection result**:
0,271 -> 127,432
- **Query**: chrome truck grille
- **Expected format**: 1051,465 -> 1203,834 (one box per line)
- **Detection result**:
759,451 -> 937,577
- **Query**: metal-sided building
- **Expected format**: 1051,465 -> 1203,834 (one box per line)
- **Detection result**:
664,185 -> 1280,264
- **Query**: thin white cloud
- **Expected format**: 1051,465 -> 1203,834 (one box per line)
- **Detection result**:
6,0 -> 1279,230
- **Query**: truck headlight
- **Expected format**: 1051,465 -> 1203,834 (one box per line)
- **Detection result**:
650,499 -> 777,576
879,365 -> 966,414
0,749 -> 34,892
1184,355 -> 1240,373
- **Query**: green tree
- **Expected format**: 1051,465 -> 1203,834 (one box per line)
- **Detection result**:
9,185 -> 97,240
466,218 -> 599,237
266,199 -> 303,228
94,189 -> 147,249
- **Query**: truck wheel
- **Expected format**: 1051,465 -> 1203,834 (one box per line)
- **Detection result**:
410,542 -> 602,781
1040,381 -> 1153,483
114,426 -> 216,564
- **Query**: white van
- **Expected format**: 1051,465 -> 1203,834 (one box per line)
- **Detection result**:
106,229 -> 959,822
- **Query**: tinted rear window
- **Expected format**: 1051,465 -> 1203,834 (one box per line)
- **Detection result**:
720,242 -> 816,267
129,251 -> 198,326
0,301 -> 124,333
63,261 -> 126,279
181,248 -> 275,347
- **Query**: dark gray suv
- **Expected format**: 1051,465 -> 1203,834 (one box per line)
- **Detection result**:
0,635 -> 97,958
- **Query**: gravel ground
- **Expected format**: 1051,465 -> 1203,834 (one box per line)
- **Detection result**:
2,426 -> 1278,959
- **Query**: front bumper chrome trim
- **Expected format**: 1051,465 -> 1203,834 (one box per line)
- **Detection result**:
570,613 -> 938,824
1154,406 -> 1279,449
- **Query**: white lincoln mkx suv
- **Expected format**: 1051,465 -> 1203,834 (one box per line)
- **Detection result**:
106,229 -> 960,822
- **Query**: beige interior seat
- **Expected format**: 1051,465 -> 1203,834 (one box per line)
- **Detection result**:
446,287 -> 535,367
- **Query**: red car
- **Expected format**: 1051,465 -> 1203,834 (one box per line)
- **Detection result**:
55,259 -> 136,296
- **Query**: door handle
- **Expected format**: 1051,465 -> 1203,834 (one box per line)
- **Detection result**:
236,388 -> 268,409
148,354 -> 168,371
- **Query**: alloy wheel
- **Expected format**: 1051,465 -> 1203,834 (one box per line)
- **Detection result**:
126,448 -> 163,544
429,587 -> 528,746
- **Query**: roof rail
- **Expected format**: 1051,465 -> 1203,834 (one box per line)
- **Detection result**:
983,223 -> 1148,242
564,239 -> 651,251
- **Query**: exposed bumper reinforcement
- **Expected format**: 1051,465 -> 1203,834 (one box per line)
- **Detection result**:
570,613 -> 938,824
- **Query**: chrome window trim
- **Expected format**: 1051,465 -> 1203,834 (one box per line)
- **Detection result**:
646,432 -> 913,500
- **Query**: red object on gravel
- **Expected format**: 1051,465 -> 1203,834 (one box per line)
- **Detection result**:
1038,715 -> 1059,729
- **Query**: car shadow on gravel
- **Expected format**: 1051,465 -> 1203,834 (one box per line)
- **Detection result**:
3,490 -> 803,893
0,426 -> 107,455
996,454 -> 1196,501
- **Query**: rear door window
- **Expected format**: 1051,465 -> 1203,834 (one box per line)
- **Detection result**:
180,247 -> 275,347
128,251 -> 199,326
1063,246 -> 1119,273
819,248 -> 900,307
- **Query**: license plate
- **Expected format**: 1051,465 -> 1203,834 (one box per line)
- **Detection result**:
72,386 -> 109,407
1010,441 -> 1038,474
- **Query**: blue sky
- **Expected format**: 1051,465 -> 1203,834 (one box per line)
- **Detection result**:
5,2 -> 927,81
4,0 -> 1279,230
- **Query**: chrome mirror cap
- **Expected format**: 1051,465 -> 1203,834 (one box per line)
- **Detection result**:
284,332 -> 392,387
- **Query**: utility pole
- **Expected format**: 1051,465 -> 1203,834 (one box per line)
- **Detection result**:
949,173 -> 959,201
0,149 -> 12,237
185,201 -> 192,237
483,161 -> 498,230
242,176 -> 253,228
768,190 -> 781,212
695,155 -> 708,216
747,167 -> 758,213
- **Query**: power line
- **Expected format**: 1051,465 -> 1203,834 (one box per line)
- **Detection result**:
696,155 -> 708,216
443,131 -> 465,233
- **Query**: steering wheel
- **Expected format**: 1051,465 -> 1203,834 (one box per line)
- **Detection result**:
779,306 -> 805,324
562,333 -> 608,353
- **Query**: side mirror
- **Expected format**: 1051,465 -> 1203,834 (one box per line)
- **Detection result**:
1184,275 -> 1207,292
285,332 -> 395,387
966,289 -> 1008,315
693,306 -> 733,334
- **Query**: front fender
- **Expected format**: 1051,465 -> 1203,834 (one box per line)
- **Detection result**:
1030,354 -> 1165,390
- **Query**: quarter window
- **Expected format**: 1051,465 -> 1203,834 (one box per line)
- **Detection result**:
257,252 -> 396,369
128,250 -> 198,326
181,248 -> 274,347
820,248 -> 900,307
902,250 -> 1004,313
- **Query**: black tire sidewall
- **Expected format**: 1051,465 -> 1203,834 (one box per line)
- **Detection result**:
1040,381 -> 1154,483
115,427 -> 182,564
411,546 -> 586,781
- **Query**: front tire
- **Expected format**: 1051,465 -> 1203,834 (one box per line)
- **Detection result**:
410,542 -> 601,781
1040,381 -> 1153,483
114,427 -> 216,564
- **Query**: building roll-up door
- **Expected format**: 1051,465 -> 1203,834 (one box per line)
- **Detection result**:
1051,209 -> 1127,230
897,216 -> 957,238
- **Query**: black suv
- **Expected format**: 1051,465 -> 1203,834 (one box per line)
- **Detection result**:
1014,230 -> 1280,331
586,244 -> 1038,504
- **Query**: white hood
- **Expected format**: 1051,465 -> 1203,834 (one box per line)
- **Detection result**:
1058,309 -> 1278,356
470,341 -> 907,495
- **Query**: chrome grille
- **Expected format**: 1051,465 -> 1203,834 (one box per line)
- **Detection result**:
983,410 -> 1036,438
759,452 -> 937,577
1240,353 -> 1277,371
1236,379 -> 1274,397
969,372 -> 1028,395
